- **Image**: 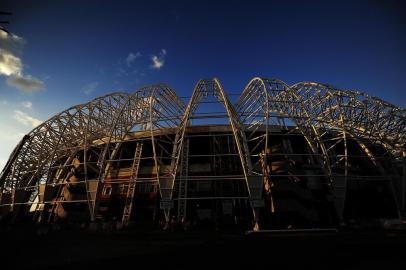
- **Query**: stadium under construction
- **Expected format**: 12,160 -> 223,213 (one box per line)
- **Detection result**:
0,77 -> 405,232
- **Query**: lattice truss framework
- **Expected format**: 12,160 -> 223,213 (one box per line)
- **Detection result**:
0,77 -> 405,223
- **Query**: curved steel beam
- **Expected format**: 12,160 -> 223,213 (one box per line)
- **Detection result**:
291,82 -> 404,219
1,77 -> 404,225
0,93 -> 129,212
93,84 -> 184,221
170,78 -> 262,228
238,78 -> 333,181
292,82 -> 405,158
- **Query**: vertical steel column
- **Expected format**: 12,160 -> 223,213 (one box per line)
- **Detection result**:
122,141 -> 144,225
177,139 -> 189,222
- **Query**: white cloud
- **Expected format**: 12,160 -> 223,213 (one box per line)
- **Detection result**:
0,31 -> 24,53
6,75 -> 45,92
151,56 -> 164,70
0,32 -> 45,93
126,52 -> 141,66
42,74 -> 51,81
0,94 -> 35,172
151,49 -> 167,70
0,48 -> 22,77
116,67 -> 128,77
0,158 -> 5,172
0,130 -> 26,172
0,30 -> 23,41
21,101 -> 32,109
13,110 -> 42,128
82,82 -> 99,95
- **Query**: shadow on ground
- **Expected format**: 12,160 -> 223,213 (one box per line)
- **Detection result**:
1,226 -> 406,270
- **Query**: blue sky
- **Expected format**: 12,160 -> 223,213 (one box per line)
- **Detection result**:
0,0 -> 405,170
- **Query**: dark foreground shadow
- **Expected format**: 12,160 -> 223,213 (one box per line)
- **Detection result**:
1,226 -> 406,270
